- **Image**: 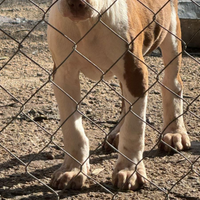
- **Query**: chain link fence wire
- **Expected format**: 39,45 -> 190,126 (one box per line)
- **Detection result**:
0,0 -> 200,199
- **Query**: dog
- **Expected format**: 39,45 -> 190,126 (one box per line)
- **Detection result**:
47,0 -> 191,190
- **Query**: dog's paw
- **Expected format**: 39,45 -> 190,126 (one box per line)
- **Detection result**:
159,132 -> 191,152
50,167 -> 87,190
112,161 -> 146,190
103,132 -> 119,152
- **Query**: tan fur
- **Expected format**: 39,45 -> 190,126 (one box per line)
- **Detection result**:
47,0 -> 190,191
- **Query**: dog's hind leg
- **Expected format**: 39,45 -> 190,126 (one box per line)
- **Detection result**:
103,84 -> 125,152
159,2 -> 191,151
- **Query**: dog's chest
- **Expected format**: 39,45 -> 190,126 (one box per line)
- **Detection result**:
49,16 -> 129,80
72,23 -> 127,78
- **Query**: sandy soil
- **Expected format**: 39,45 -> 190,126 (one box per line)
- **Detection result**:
0,1 -> 200,200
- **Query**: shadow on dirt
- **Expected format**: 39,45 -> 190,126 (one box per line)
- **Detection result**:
0,141 -> 199,199
144,141 -> 200,158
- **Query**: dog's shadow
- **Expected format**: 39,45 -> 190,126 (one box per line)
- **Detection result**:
143,141 -> 200,158
0,141 -> 199,199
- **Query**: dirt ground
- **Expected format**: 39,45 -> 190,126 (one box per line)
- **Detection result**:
0,0 -> 200,200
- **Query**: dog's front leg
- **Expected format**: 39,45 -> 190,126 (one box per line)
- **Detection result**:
112,52 -> 148,190
50,66 -> 90,190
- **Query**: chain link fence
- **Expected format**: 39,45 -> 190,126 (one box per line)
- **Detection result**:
0,0 -> 200,199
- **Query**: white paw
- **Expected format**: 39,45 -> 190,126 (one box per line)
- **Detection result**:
112,161 -> 146,190
50,164 -> 89,190
103,132 -> 119,152
159,132 -> 191,152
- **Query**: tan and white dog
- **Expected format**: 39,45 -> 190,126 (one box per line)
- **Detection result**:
47,0 -> 191,190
